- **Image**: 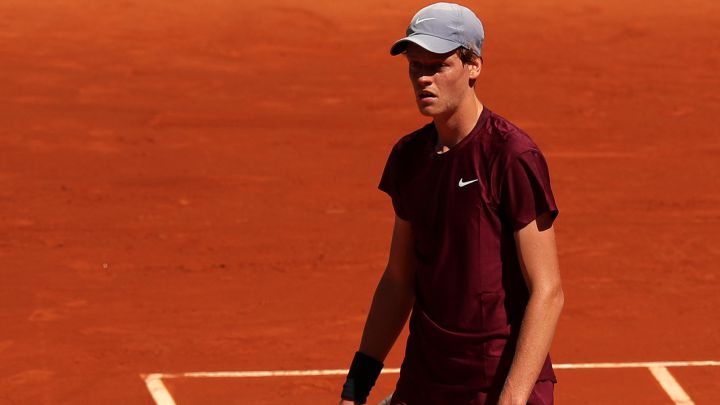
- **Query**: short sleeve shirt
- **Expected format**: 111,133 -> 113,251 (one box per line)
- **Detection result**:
379,107 -> 558,397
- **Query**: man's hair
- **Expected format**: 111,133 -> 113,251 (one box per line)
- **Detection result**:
457,47 -> 481,65
457,47 -> 481,87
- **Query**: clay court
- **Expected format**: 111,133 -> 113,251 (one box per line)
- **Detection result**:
1,0 -> 719,403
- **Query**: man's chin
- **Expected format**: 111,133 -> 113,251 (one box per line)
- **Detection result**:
416,105 -> 439,117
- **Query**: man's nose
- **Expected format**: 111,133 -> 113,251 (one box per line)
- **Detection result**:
414,72 -> 433,86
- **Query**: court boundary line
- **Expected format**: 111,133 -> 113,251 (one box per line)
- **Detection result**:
648,366 -> 694,405
142,360 -> 719,405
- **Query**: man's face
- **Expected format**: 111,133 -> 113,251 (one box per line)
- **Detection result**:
405,43 -> 480,117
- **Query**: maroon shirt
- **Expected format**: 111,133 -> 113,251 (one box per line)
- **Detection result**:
379,107 -> 558,402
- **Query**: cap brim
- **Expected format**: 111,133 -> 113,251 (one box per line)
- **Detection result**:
390,34 -> 461,56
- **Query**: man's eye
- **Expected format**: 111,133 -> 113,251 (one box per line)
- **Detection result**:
409,62 -> 445,74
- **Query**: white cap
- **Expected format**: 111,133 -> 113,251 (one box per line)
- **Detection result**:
390,2 -> 485,56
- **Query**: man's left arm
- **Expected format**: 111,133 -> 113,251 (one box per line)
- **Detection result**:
498,211 -> 564,405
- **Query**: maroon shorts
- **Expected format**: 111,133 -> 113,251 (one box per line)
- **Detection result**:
389,379 -> 554,405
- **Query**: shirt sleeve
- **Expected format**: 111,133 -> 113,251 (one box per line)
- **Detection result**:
378,145 -> 410,220
500,149 -> 559,231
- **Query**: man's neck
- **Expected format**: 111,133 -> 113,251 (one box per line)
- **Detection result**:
433,97 -> 483,152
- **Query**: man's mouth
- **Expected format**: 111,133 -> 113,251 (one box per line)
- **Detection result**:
418,90 -> 436,100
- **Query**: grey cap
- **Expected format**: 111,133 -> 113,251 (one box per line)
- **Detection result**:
390,2 -> 484,56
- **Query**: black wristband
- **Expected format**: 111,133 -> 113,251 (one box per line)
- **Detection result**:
340,351 -> 384,404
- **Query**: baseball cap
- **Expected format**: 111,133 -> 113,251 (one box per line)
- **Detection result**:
390,2 -> 484,56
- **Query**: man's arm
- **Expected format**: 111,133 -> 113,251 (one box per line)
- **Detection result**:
339,215 -> 417,405
498,212 -> 564,405
358,215 -> 417,360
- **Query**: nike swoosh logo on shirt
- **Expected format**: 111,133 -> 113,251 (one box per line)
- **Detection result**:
458,178 -> 479,187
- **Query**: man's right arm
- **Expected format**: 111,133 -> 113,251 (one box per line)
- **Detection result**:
358,214 -> 417,361
339,215 -> 417,405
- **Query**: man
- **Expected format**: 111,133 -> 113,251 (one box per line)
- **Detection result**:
340,3 -> 563,404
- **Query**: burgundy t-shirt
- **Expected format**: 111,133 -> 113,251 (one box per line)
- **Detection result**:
379,107 -> 558,402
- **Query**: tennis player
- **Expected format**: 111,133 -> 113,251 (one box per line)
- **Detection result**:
340,3 -> 564,404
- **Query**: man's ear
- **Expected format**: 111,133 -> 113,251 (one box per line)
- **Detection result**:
468,56 -> 482,79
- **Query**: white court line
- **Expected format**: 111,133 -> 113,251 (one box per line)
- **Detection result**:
648,366 -> 695,405
552,360 -> 720,370
148,360 -> 720,379
143,373 -> 177,405
164,368 -> 401,379
142,360 -> 719,404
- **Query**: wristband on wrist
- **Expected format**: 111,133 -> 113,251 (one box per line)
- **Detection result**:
340,351 -> 384,404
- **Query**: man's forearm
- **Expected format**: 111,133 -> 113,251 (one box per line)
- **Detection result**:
499,287 -> 564,405
358,271 -> 415,361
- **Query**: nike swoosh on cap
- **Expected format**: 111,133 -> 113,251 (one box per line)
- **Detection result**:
458,178 -> 479,187
415,17 -> 437,25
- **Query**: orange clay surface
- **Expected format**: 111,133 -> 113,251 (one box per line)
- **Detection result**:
1,0 -> 719,403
